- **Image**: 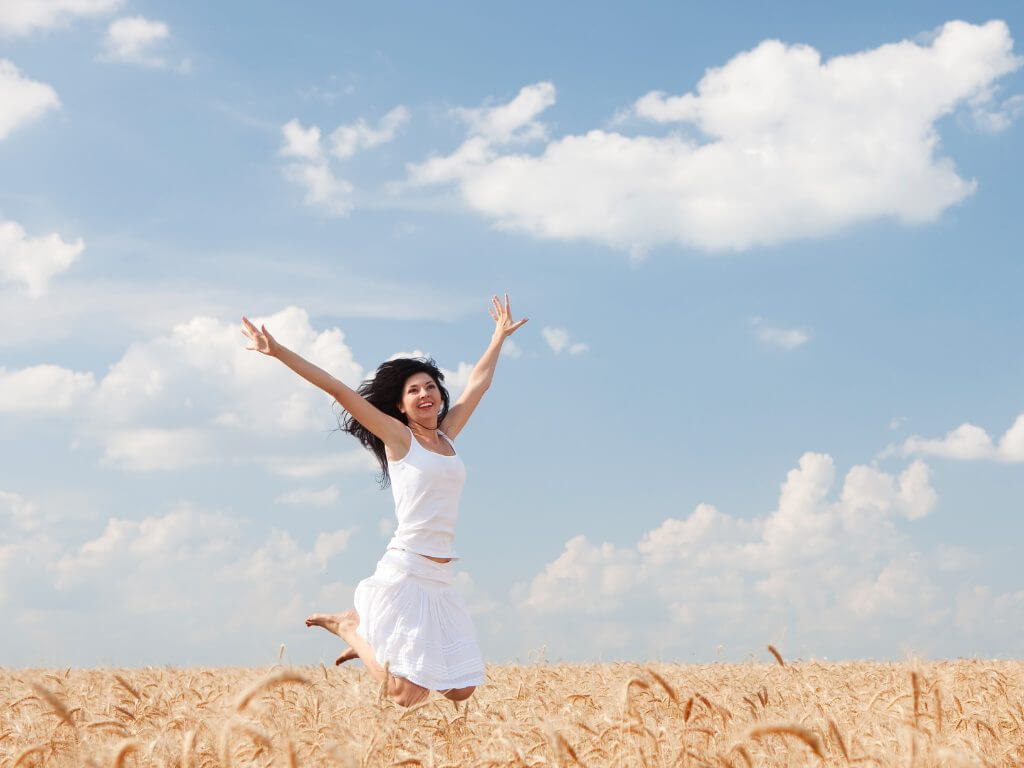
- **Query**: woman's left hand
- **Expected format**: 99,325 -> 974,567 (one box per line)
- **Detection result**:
489,293 -> 528,340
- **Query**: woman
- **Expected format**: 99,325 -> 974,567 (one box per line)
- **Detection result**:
241,294 -> 527,707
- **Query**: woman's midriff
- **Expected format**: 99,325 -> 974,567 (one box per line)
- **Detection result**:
420,554 -> 452,563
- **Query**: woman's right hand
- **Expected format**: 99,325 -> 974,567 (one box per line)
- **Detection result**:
241,316 -> 280,356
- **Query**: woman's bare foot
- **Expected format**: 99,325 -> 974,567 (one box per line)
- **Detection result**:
306,608 -> 387,682
335,648 -> 358,666
305,610 -> 358,639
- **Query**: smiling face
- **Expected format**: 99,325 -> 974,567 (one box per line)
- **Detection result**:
398,371 -> 442,425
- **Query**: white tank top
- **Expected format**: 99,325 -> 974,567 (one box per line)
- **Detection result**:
386,427 -> 466,559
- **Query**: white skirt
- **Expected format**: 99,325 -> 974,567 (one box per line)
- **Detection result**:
353,548 -> 485,691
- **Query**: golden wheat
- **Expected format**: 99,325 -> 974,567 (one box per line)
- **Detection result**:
1,660 -> 1021,767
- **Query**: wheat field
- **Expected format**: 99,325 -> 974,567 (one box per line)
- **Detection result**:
2,656 -> 1021,767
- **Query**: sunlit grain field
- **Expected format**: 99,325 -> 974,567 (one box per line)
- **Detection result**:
2,658 -> 1021,767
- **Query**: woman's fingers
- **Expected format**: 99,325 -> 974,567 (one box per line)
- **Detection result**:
242,316 -> 274,353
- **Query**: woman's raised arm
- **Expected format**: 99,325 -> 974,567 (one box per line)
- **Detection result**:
241,316 -> 407,447
440,294 -> 527,440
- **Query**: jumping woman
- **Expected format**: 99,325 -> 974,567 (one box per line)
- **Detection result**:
241,294 -> 527,708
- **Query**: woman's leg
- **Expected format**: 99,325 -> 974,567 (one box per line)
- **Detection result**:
306,610 -> 385,678
305,610 -> 429,707
335,648 -> 358,665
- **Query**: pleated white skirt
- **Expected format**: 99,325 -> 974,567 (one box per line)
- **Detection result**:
353,548 -> 485,691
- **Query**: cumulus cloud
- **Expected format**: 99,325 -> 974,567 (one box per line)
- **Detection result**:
969,90 -> 1024,132
0,0 -> 121,37
0,219 -> 83,296
94,306 -> 362,429
407,21 -> 1020,255
81,307 -> 364,470
452,82 -> 555,144
280,119 -> 323,161
1,306 -> 479,475
892,414 -> 1024,463
0,364 -> 95,412
405,83 -> 554,187
0,307 -> 369,472
512,453 -> 955,659
280,106 -> 408,216
541,326 -> 588,355
0,61 -> 60,141
281,159 -> 353,215
330,106 -> 409,159
102,16 -> 183,70
11,501 -> 357,662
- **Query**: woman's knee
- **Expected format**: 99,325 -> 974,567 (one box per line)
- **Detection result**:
390,678 -> 429,708
442,686 -> 476,702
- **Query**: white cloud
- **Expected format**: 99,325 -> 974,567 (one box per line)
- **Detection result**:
501,339 -> 523,359
406,21 -> 1021,254
406,136 -> 492,186
0,219 -> 83,296
17,501 -> 356,660
0,61 -> 60,141
0,364 -> 95,412
442,361 -> 473,396
280,119 -> 323,161
0,487 -> 367,664
312,528 -> 352,569
403,84 -> 553,188
274,485 -> 339,507
894,414 -> 1024,463
541,326 -> 588,355
969,90 -> 1024,133
752,317 -> 809,349
280,105 -> 408,216
330,105 -> 409,159
94,306 -> 363,429
1,306 -> 449,477
82,306 -> 364,472
513,453 -> 949,659
281,160 -> 354,215
0,0 -> 121,36
103,16 -> 171,67
453,82 -> 555,144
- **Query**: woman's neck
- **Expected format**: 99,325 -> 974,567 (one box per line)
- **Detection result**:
408,417 -> 439,436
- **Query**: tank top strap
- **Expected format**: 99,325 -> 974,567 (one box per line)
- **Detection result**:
438,430 -> 456,449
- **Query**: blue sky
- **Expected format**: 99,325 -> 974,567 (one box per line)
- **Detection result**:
1,1 -> 1023,667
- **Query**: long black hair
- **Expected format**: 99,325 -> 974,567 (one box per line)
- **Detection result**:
337,356 -> 451,488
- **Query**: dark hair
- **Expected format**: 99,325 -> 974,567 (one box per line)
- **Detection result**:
336,357 -> 451,488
